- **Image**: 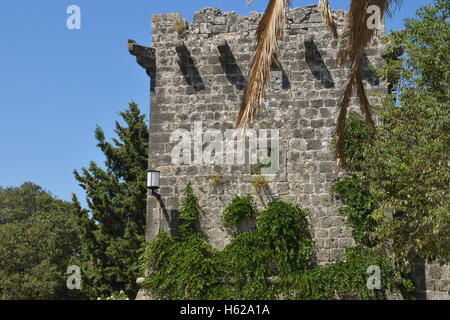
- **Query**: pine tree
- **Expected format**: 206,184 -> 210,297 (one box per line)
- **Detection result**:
73,101 -> 148,299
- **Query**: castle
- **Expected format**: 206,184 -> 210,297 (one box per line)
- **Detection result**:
129,5 -> 449,300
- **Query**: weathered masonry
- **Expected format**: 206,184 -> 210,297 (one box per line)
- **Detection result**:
129,5 -> 449,300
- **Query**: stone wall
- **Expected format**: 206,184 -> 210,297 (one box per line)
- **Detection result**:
133,5 -> 448,299
413,263 -> 450,300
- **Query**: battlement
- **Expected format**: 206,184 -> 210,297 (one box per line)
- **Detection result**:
151,5 -> 349,36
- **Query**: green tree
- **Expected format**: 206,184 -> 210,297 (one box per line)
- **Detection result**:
73,101 -> 148,299
0,182 -> 82,299
355,0 -> 449,270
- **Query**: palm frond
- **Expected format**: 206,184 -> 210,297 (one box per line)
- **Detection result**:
318,0 -> 338,38
338,0 -> 401,66
235,0 -> 288,129
335,0 -> 401,164
336,66 -> 354,166
355,71 -> 376,131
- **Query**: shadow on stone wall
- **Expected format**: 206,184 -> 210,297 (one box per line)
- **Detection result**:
218,41 -> 246,90
412,262 -> 427,300
361,54 -> 380,86
153,191 -> 179,237
304,37 -> 334,88
177,42 -> 205,91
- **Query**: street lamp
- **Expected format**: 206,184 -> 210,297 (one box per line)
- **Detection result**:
147,170 -> 160,190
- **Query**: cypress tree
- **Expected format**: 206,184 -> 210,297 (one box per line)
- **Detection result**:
74,101 -> 148,299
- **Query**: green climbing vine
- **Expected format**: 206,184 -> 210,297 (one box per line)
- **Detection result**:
285,247 -> 402,300
332,112 -> 378,247
251,149 -> 272,175
332,177 -> 378,247
331,111 -> 415,298
177,183 -> 202,237
138,182 -> 411,300
222,195 -> 258,228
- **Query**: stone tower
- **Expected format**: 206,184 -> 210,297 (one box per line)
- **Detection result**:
129,5 -> 449,299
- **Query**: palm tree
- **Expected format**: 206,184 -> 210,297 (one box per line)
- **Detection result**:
235,0 -> 401,165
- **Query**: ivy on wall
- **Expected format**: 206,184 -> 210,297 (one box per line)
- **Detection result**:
331,112 -> 380,248
221,195 -> 258,228
138,183 -> 412,300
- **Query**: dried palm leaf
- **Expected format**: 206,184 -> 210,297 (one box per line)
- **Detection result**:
336,66 -> 355,167
335,0 -> 401,164
355,71 -> 376,130
318,0 -> 338,38
338,0 -> 400,66
235,0 -> 288,129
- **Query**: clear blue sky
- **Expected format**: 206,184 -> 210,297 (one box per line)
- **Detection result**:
0,0 -> 431,208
